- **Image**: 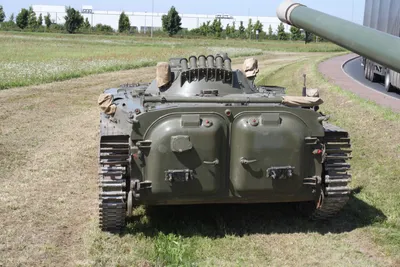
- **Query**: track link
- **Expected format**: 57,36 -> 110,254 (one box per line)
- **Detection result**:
311,123 -> 352,220
98,136 -> 130,232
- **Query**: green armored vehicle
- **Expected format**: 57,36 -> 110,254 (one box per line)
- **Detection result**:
97,51 -> 352,232
97,0 -> 400,233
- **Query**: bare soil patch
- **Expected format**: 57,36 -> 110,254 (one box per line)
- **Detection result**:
0,54 -> 294,266
0,66 -> 157,266
0,53 -> 397,266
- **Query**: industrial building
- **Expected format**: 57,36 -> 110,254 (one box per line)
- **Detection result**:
32,5 -> 289,33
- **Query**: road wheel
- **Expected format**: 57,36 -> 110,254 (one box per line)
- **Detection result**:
370,64 -> 379,82
368,62 -> 375,81
364,61 -> 369,79
385,71 -> 395,92
366,62 -> 372,81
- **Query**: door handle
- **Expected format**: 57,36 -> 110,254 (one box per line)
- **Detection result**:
203,159 -> 219,165
240,157 -> 258,165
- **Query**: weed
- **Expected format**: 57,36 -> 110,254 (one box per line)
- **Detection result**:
153,232 -> 197,267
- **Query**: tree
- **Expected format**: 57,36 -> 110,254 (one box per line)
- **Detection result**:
16,8 -> 29,29
253,20 -> 263,35
305,31 -> 314,43
28,6 -> 37,28
238,21 -> 245,37
9,13 -> 14,23
211,18 -> 222,37
277,22 -> 288,40
44,13 -> 51,28
225,23 -> 231,36
0,5 -> 5,22
83,17 -> 90,29
199,21 -> 211,36
290,26 -> 302,40
246,18 -> 253,39
161,6 -> 182,36
37,13 -> 43,26
267,24 -> 277,40
118,11 -> 130,33
64,6 -> 84,33
268,24 -> 273,38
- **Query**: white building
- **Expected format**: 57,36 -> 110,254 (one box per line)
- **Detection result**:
32,5 -> 289,33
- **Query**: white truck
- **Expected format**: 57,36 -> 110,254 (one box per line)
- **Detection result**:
362,0 -> 400,92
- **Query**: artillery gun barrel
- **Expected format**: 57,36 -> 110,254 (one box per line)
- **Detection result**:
277,0 -> 400,73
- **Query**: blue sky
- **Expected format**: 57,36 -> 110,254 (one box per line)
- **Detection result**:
1,0 -> 366,25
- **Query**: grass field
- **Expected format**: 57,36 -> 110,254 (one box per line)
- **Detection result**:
0,31 -> 344,89
0,32 -> 399,267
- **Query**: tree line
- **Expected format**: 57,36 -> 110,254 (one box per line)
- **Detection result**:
0,5 -> 130,34
0,4 -> 322,42
161,6 -> 322,42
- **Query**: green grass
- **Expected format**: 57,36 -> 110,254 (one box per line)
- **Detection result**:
0,31 -> 345,89
263,54 -> 400,261
85,54 -> 399,267
2,32 -> 398,265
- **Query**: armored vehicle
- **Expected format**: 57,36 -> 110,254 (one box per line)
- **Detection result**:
97,52 -> 352,232
97,0 -> 400,233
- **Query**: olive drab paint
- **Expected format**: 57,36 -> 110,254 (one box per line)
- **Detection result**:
98,52 -> 352,232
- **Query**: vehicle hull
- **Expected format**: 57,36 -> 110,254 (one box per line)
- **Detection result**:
128,106 -> 324,205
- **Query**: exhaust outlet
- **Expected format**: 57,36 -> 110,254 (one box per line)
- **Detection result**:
224,58 -> 232,71
189,56 -> 197,69
207,55 -> 215,68
198,55 -> 206,68
215,56 -> 224,69
180,58 -> 188,71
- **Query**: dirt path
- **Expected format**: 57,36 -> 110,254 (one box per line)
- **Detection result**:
0,55 -> 295,266
1,53 -> 395,266
0,66 -> 157,266
318,53 -> 400,113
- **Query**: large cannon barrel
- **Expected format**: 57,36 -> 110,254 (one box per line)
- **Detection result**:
277,0 -> 400,73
